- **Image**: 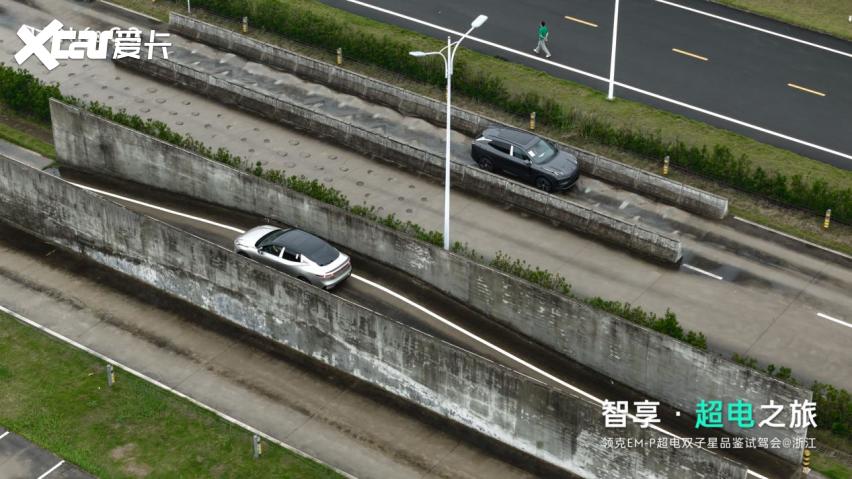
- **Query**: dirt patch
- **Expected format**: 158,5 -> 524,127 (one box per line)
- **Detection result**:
109,443 -> 153,477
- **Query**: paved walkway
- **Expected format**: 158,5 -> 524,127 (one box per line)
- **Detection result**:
0,427 -> 93,479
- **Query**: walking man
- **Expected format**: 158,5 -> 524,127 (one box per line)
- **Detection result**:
533,20 -> 551,58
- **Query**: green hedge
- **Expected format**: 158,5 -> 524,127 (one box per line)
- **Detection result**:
733,354 -> 851,439
586,297 -> 707,350
181,1 -> 852,223
0,64 -> 63,122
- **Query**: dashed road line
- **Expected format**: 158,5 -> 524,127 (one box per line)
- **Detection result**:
342,0 -> 852,164
818,313 -> 852,329
787,83 -> 826,97
683,264 -> 724,280
0,431 -> 9,440
655,0 -> 852,59
37,460 -> 64,479
672,48 -> 708,61
564,15 -> 598,28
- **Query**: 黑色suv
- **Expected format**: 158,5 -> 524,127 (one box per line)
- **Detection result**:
471,127 -> 580,192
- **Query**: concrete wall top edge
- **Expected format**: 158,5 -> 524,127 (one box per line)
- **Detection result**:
167,13 -> 728,220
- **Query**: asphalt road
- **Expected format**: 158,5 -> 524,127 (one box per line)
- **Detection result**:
0,428 -> 92,479
319,0 -> 852,169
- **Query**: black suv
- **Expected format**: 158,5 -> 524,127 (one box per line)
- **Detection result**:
471,127 -> 580,192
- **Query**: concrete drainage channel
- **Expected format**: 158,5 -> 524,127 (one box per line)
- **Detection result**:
49,99 -> 811,467
168,13 -> 728,221
112,32 -> 683,264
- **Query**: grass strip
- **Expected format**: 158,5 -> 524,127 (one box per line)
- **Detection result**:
714,0 -> 852,42
0,122 -> 56,159
0,311 -> 342,478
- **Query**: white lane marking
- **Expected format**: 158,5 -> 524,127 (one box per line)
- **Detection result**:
37,460 -> 64,479
564,15 -> 598,28
612,81 -> 852,162
655,0 -> 852,59
787,82 -> 826,97
818,313 -> 852,329
672,48 -> 708,61
70,183 -> 245,233
0,305 -> 357,479
682,264 -> 724,280
343,0 -> 852,163
0,431 -> 9,440
343,0 -> 609,84
67,182 -> 764,472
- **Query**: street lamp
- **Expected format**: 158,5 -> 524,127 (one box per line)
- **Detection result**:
410,13 -> 488,250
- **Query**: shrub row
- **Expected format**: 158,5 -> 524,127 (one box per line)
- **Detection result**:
0,64 -> 63,123
733,354 -> 850,439
586,297 -> 707,350
2,62 -> 843,439
182,1 -> 851,222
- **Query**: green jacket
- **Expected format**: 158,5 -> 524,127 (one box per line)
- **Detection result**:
538,25 -> 549,41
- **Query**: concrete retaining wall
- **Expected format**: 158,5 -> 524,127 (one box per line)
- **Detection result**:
51,99 -> 810,462
169,13 -> 728,220
111,39 -> 682,264
0,153 -> 750,478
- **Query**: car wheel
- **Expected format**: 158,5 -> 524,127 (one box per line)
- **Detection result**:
535,177 -> 553,192
477,156 -> 494,172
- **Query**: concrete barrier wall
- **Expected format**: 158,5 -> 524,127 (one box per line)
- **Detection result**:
112,49 -> 682,264
0,153 -> 750,478
169,13 -> 728,220
51,99 -> 810,462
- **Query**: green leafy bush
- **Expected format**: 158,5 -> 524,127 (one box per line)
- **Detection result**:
489,251 -> 573,296
586,297 -> 707,350
732,354 -> 851,439
0,64 -> 65,122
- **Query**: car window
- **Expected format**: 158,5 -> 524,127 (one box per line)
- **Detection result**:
491,141 -> 510,154
512,147 -> 529,161
261,244 -> 282,256
527,139 -> 557,164
282,250 -> 300,262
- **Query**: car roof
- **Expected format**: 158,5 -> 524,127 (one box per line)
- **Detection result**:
273,229 -> 339,266
486,127 -> 538,147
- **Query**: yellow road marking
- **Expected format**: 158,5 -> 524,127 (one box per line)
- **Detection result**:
787,83 -> 826,97
564,15 -> 598,28
672,48 -> 708,61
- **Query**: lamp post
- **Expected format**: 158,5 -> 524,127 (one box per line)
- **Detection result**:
410,14 -> 488,250
607,0 -> 621,100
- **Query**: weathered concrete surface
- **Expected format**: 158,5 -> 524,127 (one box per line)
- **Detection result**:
0,153 -> 750,478
111,40 -> 683,264
169,13 -> 728,220
51,99 -> 810,463
0,226 -> 542,479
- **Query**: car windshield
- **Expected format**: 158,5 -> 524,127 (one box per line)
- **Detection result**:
527,139 -> 556,164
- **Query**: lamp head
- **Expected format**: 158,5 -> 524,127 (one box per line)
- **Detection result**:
471,14 -> 488,29
409,51 -> 427,57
